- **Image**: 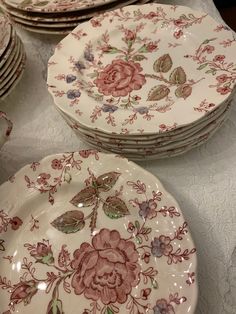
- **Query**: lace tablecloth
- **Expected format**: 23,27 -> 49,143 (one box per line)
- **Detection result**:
0,1 -> 235,313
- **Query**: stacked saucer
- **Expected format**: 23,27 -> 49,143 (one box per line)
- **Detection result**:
0,13 -> 26,100
48,3 -> 236,160
0,0 -> 150,35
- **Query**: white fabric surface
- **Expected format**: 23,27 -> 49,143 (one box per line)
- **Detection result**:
0,1 -> 235,313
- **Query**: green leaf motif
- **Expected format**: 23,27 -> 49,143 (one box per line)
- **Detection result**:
34,1 -> 49,6
169,67 -> 187,84
96,172 -> 121,192
135,220 -> 140,230
147,85 -> 170,101
47,298 -> 64,314
132,54 -> 147,61
70,186 -> 97,208
197,63 -> 208,70
103,196 -> 130,219
106,308 -> 114,314
51,210 -> 85,234
153,54 -> 173,73
175,85 -> 192,99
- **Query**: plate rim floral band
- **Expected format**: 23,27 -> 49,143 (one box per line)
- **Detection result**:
0,150 -> 198,313
47,3 -> 236,135
4,0 -> 118,13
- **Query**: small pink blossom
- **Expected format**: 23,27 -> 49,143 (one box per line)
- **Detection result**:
51,159 -> 63,170
216,74 -> 229,83
203,45 -> 215,54
213,54 -> 225,62
217,86 -> 232,95
90,19 -> 101,27
174,30 -> 183,39
36,173 -> 51,185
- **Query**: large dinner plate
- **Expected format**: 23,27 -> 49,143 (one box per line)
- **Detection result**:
0,150 -> 197,313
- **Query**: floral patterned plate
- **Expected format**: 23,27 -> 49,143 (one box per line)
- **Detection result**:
0,36 -> 21,85
0,150 -> 197,313
0,0 -> 148,23
57,98 -> 229,144
0,47 -> 26,98
69,105 -> 229,156
0,31 -> 19,76
4,0 -> 118,13
62,101 -> 230,153
0,13 -> 11,58
0,111 -> 12,148
0,38 -> 23,88
48,3 -> 236,136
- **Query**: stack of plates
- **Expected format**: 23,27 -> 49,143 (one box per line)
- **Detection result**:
0,13 -> 26,100
0,0 -> 150,35
48,3 -> 236,160
0,150 -> 197,314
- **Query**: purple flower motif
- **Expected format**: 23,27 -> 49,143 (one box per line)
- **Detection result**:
66,74 -> 76,83
84,50 -> 94,62
67,90 -> 81,99
151,235 -> 173,258
136,106 -> 149,114
102,104 -> 118,113
75,61 -> 86,71
139,200 -> 157,219
153,299 -> 175,314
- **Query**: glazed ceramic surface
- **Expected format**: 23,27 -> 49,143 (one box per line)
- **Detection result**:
0,13 -> 11,57
48,3 -> 236,135
0,32 -> 19,76
0,150 -> 197,313
4,0 -> 118,13
0,0 -> 148,23
0,111 -> 12,148
60,101 -> 230,152
0,47 -> 26,98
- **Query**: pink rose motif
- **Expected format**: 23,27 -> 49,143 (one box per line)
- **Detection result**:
174,30 -> 183,39
217,86 -> 232,95
10,280 -> 38,306
36,173 -> 51,185
213,54 -> 225,62
71,228 -> 141,305
90,19 -> 101,27
203,45 -> 215,54
94,59 -> 146,97
151,235 -> 173,258
216,74 -> 229,83
51,159 -> 63,170
139,200 -> 157,219
30,240 -> 54,265
153,299 -> 175,314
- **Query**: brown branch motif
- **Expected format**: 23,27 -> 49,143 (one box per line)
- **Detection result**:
185,38 -> 236,95
24,153 -> 83,205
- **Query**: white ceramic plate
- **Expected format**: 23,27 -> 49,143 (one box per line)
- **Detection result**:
48,3 -> 236,135
0,13 -> 11,58
0,0 -> 148,23
3,0 -> 118,13
0,150 -> 197,313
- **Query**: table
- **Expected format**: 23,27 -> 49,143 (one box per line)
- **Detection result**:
0,1 -> 235,313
